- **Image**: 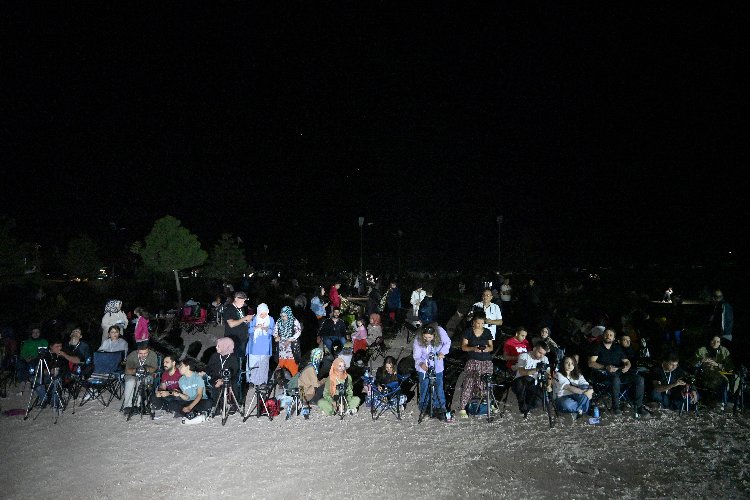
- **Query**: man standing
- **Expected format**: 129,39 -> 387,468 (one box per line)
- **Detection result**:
588,329 -> 645,416
223,291 -> 255,355
386,281 -> 402,323
410,285 -> 426,318
418,288 -> 438,325
709,289 -> 734,348
472,288 -> 503,340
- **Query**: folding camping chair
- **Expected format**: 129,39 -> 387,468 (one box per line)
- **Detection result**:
73,350 -> 125,411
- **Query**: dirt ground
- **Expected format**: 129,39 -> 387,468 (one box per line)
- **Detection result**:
2,325 -> 749,500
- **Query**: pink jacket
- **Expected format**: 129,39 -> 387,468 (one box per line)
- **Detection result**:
134,316 -> 150,342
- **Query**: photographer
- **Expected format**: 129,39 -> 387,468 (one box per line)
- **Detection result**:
588,328 -> 645,416
33,338 -> 78,405
413,324 -> 451,418
690,335 -> 734,410
651,352 -> 697,411
458,312 -> 494,418
122,342 -> 159,413
318,357 -> 360,416
512,340 -> 551,416
206,337 -> 239,404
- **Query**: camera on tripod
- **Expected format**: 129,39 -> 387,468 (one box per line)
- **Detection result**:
220,368 -> 232,381
135,365 -> 147,377
681,373 -> 696,385
480,373 -> 493,384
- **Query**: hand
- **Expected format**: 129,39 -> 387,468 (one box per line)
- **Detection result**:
584,388 -> 594,399
675,379 -> 687,386
182,406 -> 192,414
606,365 -> 618,373
215,379 -> 223,388
420,363 -> 428,372
437,353 -> 445,360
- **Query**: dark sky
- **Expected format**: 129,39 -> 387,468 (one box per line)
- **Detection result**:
2,5 -> 747,271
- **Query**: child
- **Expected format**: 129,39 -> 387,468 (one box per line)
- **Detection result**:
133,307 -> 150,343
352,318 -> 368,353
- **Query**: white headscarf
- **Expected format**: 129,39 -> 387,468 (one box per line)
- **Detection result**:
253,303 -> 270,337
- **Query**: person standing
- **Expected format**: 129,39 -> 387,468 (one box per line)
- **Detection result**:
101,300 -> 128,344
472,288 -> 503,341
310,287 -> 329,324
246,303 -> 275,386
709,289 -> 734,348
328,281 -> 342,311
273,306 -> 303,376
386,281 -> 402,322
410,285 -> 426,318
223,291 -> 255,355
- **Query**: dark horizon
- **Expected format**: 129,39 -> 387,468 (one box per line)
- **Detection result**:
2,5 -> 746,271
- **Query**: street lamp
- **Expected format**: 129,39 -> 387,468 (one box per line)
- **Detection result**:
496,215 -> 503,272
397,229 -> 403,277
358,217 -> 365,278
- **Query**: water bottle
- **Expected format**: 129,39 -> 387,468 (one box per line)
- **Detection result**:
593,405 -> 600,418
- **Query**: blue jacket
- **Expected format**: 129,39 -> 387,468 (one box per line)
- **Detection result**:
418,296 -> 438,324
386,287 -> 401,310
246,316 -> 276,357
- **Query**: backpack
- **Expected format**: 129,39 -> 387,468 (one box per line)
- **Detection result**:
264,398 -> 280,417
466,399 -> 489,416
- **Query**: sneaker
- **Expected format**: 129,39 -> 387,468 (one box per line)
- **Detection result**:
182,414 -> 206,425
347,408 -> 357,416
459,409 -> 468,419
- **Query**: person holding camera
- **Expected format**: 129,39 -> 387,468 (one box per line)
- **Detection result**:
458,312 -> 494,418
223,291 -> 255,356
553,355 -> 593,417
207,337 -> 239,402
318,357 -> 360,415
690,335 -> 734,410
413,324 -> 451,418
122,341 -> 159,413
512,340 -> 551,416
588,328 -> 645,416
650,352 -> 697,411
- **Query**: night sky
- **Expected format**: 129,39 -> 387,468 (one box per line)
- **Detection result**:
2,5 -> 746,271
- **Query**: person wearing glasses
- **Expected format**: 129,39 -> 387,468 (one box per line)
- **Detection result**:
223,291 -> 255,355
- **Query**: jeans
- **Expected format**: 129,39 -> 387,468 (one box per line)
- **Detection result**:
418,371 -> 445,410
594,370 -> 645,409
322,336 -> 346,355
555,393 -> 590,414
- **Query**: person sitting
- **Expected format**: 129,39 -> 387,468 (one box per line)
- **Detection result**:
413,324 -> 451,419
650,352 -> 697,411
531,326 -> 562,368
168,358 -> 212,424
154,354 -> 183,412
458,313 -> 493,418
503,326 -> 531,371
122,341 -> 159,414
206,337 -> 239,409
318,357 -> 360,416
33,337 -> 78,407
512,341 -> 551,416
588,328 -> 646,416
65,327 -> 91,376
298,348 -> 324,405
99,326 -> 128,357
690,335 -> 734,410
553,355 -> 593,417
318,307 -> 348,355
17,327 -> 48,389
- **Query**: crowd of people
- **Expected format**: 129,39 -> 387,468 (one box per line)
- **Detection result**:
0,277 -> 743,427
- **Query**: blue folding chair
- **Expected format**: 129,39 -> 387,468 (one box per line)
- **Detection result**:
74,351 -> 125,410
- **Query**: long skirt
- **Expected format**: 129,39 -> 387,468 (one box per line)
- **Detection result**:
247,354 -> 270,386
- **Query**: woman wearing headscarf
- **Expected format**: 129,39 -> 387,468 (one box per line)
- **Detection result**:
207,337 -> 240,406
298,347 -> 324,404
101,300 -> 128,344
273,305 -> 302,376
318,357 -> 361,416
246,303 -> 275,387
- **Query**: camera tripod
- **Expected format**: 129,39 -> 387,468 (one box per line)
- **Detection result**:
211,375 -> 241,426
24,355 -> 67,424
418,365 -> 440,423
479,370 -> 511,423
334,381 -> 351,420
243,383 -> 275,421
282,388 -> 304,420
679,379 -> 699,416
537,369 -> 555,428
732,366 -> 746,416
127,371 -> 155,421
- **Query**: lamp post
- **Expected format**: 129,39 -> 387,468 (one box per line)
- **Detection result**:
358,217 -> 365,278
496,215 -> 503,272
